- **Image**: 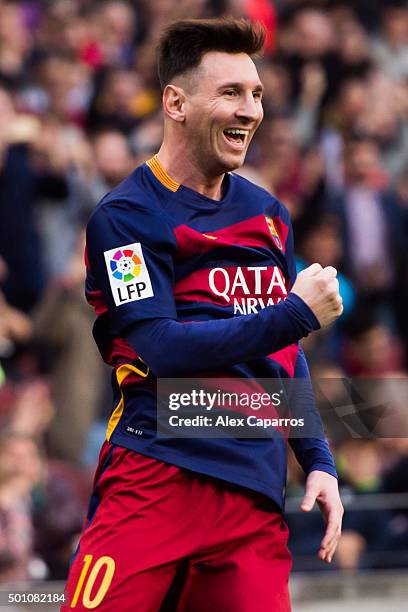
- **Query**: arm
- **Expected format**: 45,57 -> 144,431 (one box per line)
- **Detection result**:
126,294 -> 319,376
288,346 -> 337,478
289,347 -> 343,564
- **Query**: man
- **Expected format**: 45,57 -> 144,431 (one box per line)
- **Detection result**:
63,18 -> 343,612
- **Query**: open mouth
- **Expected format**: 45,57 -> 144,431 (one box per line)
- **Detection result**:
223,128 -> 248,148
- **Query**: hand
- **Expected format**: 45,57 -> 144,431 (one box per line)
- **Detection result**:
300,470 -> 344,563
12,380 -> 54,438
300,62 -> 327,106
291,263 -> 343,328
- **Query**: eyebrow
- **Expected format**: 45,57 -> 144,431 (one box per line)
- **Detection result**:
217,81 -> 264,93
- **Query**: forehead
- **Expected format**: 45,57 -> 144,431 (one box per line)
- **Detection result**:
196,51 -> 262,89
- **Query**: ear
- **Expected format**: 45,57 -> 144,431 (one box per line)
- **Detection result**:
162,85 -> 186,123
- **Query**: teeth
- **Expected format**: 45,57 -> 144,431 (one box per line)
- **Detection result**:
225,129 -> 247,136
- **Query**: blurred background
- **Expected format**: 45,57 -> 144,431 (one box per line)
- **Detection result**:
0,0 -> 407,609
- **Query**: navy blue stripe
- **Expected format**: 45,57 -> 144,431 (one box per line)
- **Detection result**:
86,444 -> 115,526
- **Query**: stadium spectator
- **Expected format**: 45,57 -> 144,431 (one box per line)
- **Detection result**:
329,136 -> 406,308
372,2 -> 408,81
32,232 -> 109,463
0,433 -> 41,583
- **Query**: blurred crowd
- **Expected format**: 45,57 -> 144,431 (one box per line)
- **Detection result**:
0,0 -> 407,582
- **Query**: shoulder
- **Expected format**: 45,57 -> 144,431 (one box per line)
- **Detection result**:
230,172 -> 292,224
87,166 -> 174,244
93,166 -> 165,220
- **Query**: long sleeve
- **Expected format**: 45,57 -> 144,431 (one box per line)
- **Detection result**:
125,293 -> 319,376
288,346 -> 337,478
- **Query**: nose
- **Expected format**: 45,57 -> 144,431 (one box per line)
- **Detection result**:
235,92 -> 263,124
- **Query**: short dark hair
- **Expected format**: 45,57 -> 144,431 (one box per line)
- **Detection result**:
157,18 -> 265,90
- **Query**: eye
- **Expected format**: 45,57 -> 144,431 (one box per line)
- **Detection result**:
224,89 -> 238,97
253,90 -> 263,100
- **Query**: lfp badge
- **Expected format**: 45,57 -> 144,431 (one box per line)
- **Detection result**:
104,242 -> 154,306
110,248 -> 142,282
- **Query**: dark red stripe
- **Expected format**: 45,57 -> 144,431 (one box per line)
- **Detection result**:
174,265 -> 289,306
105,337 -> 138,365
86,289 -> 108,315
174,214 -> 289,260
84,246 -> 90,269
267,344 -> 299,378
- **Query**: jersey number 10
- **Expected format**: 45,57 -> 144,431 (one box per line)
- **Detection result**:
70,554 -> 115,609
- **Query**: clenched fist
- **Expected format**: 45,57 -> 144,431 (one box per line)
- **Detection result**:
291,263 -> 343,328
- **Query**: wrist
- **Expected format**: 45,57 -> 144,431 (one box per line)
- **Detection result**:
284,293 -> 321,335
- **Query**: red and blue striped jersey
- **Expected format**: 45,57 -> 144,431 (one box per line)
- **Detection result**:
85,156 -> 336,509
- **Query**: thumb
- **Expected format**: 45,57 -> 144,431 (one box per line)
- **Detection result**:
301,488 -> 318,512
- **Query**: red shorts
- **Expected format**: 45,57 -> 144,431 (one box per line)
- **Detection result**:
63,441 -> 292,612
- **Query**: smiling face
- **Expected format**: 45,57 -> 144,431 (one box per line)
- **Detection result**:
178,51 -> 264,176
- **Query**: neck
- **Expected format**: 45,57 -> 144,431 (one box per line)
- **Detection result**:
156,140 -> 226,201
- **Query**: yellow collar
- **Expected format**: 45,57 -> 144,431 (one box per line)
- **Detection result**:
146,155 -> 180,192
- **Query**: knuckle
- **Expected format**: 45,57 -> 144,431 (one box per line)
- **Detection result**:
311,263 -> 323,271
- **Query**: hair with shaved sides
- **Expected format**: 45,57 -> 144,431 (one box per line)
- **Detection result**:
157,18 -> 265,90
